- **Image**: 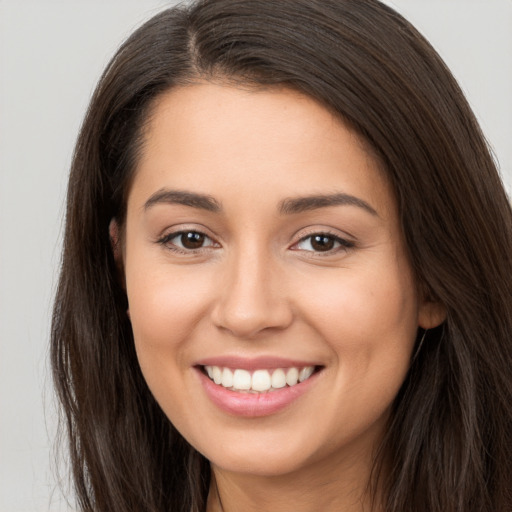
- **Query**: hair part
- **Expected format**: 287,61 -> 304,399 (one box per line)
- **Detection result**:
52,1 -> 512,511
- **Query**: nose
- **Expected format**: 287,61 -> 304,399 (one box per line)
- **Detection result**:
210,246 -> 293,339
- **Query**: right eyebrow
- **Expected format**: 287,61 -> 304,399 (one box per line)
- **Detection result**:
143,188 -> 222,213
278,192 -> 378,217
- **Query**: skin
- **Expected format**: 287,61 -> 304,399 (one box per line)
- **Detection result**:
114,83 -> 445,512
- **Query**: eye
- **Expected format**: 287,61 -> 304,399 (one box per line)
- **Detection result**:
294,233 -> 354,253
159,230 -> 217,251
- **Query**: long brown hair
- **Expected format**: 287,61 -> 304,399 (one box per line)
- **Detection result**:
51,1 -> 512,510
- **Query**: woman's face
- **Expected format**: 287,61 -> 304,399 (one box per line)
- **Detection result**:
120,83 -> 441,478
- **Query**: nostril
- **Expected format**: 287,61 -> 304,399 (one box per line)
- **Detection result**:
211,305 -> 294,340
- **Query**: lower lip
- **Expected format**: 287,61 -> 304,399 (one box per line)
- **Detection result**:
195,368 -> 320,417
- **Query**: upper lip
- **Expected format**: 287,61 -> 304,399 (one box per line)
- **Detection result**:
194,355 -> 322,371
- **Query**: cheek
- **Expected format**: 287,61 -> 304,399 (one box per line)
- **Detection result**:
297,257 -> 419,373
124,260 -> 217,434
289,260 -> 419,446
124,251 -> 216,390
126,256 -> 212,338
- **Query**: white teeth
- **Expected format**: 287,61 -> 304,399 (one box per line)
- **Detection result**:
299,366 -> 314,382
221,367 -> 233,388
233,369 -> 252,390
285,367 -> 299,386
252,370 -> 272,392
212,366 -> 222,385
271,368 -> 287,389
204,365 -> 316,392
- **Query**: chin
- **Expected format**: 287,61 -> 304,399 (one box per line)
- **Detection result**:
209,450 -> 311,478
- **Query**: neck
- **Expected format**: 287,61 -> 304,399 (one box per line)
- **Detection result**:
206,445 -> 385,512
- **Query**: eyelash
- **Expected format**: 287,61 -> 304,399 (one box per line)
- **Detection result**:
292,231 -> 355,255
156,230 -> 355,256
157,230 -> 218,255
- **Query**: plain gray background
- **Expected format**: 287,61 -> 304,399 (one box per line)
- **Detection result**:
1,1 -> 511,510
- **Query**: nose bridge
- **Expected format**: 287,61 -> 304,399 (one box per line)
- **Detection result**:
212,240 -> 292,338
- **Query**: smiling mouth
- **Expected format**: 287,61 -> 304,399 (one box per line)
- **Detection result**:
201,365 -> 322,393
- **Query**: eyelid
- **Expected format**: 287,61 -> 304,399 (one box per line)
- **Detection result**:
156,225 -> 221,254
293,224 -> 356,241
290,227 -> 356,254
156,222 -> 217,241
155,224 -> 355,255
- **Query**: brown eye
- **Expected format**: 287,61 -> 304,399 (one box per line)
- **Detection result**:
310,235 -> 335,251
159,230 -> 216,252
294,233 -> 354,254
180,231 -> 206,249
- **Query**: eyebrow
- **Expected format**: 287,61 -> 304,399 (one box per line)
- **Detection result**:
143,188 -> 377,217
144,189 -> 222,212
279,193 -> 378,216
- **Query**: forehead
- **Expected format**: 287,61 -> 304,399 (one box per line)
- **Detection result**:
142,82 -> 369,159
129,83 -> 394,218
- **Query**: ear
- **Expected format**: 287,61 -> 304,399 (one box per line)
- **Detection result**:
109,218 -> 126,287
418,297 -> 446,329
109,218 -> 122,262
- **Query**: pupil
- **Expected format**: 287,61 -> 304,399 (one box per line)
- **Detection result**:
311,235 -> 334,251
181,232 -> 205,249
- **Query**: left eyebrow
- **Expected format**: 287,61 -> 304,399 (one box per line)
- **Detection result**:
278,193 -> 378,216
143,188 -> 222,213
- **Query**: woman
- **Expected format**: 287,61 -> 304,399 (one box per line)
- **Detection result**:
51,1 -> 512,511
